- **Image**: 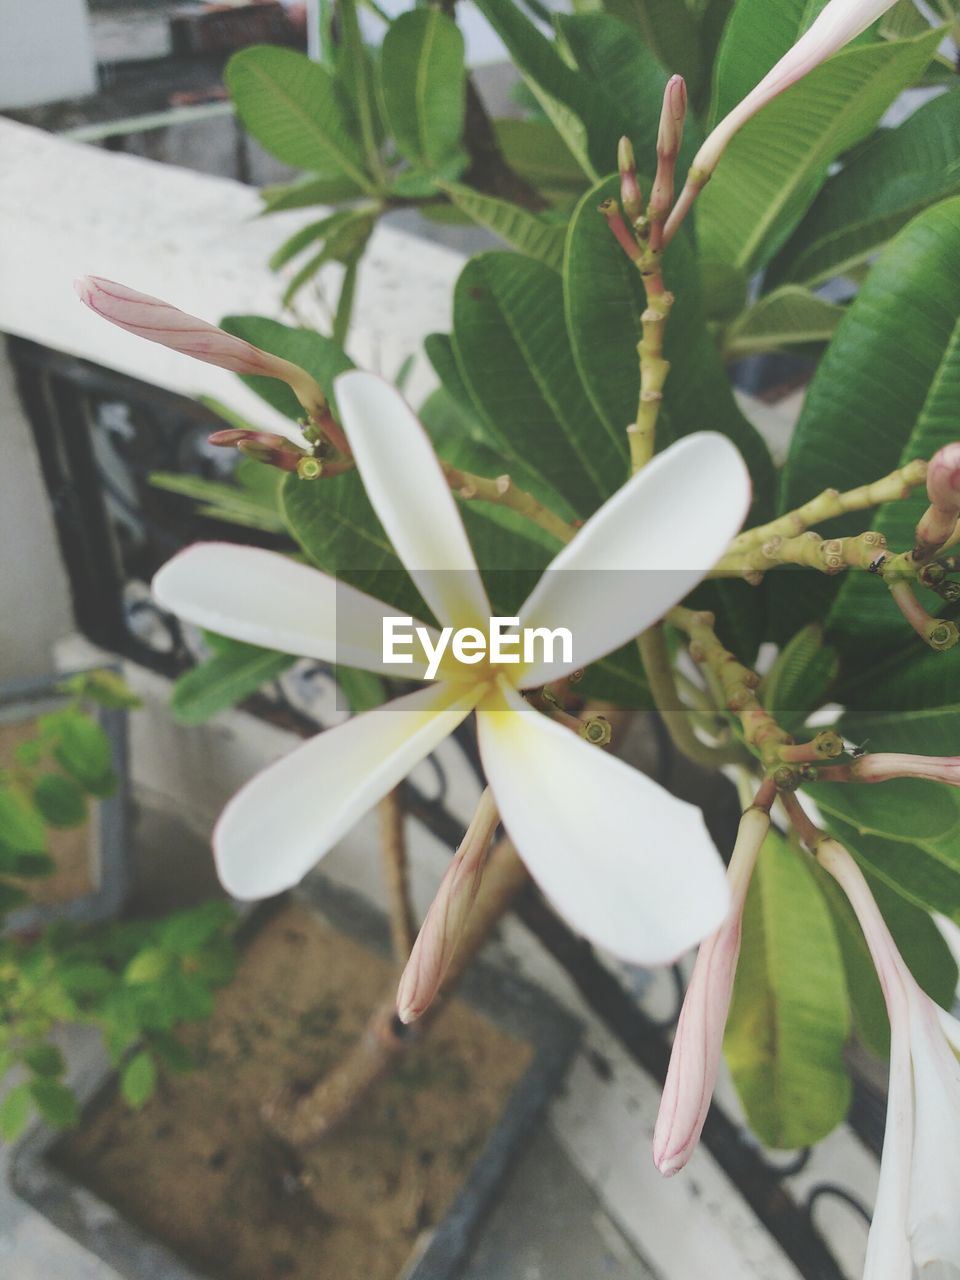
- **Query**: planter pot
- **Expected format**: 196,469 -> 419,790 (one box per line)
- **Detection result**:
11,873 -> 580,1280
1,669 -> 131,933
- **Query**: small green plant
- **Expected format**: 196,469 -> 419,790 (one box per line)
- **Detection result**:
0,673 -> 236,1141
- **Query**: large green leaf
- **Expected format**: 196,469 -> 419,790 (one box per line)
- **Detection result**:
723,286 -> 844,358
171,636 -> 295,726
709,0 -> 832,125
379,10 -> 467,173
725,831 -> 851,1150
452,252 -> 625,516
493,118 -> 587,202
697,29 -> 941,273
335,0 -> 385,182
805,778 -> 960,846
770,90 -> 960,286
438,183 -> 567,271
778,200 -> 960,651
226,46 -> 372,191
599,0 -> 704,93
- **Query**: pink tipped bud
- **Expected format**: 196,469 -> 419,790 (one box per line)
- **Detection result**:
657,75 -> 687,163
852,753 -> 960,786
653,807 -> 769,1177
915,442 -> 960,554
927,443 -> 960,511
618,136 -> 644,225
396,790 -> 499,1025
75,276 -> 326,418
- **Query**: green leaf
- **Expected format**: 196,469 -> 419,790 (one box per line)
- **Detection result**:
59,669 -> 141,710
124,948 -> 170,985
0,788 -> 47,853
161,901 -> 235,956
775,199 -> 960,649
0,1083 -> 33,1142
30,1078 -> 79,1128
825,814 -> 960,920
805,779 -> 960,846
709,0 -> 832,125
226,45 -> 372,191
771,91 -> 960,286
452,252 -> 624,516
147,1032 -> 193,1074
555,14 -> 704,182
599,0 -> 704,93
725,830 -> 851,1150
841,699 -> 960,756
259,171 -> 368,213
24,1044 -> 65,1078
281,470 -> 429,620
268,211 -> 356,271
493,118 -> 586,201
58,963 -> 115,997
335,0 -> 385,182
150,471 -> 288,536
697,29 -> 942,272
0,881 -> 30,914
438,182 -> 567,271
53,713 -> 114,797
723,286 -> 844,358
220,315 -> 353,421
760,624 -> 839,733
32,773 -> 87,827
380,10 -> 467,172
280,210 -> 375,308
121,1051 -> 157,1109
171,636 -> 295,726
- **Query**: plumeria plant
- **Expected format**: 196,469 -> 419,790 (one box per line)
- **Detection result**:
73,0 -> 960,1275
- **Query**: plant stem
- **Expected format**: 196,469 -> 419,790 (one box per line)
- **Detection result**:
377,789 -> 416,961
728,459 -> 928,552
638,625 -> 747,768
261,838 -> 529,1150
442,463 -> 575,544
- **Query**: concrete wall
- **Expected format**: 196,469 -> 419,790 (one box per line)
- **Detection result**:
0,0 -> 96,110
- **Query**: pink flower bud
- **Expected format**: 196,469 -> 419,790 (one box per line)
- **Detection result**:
916,442 -> 960,553
396,790 -> 499,1025
852,753 -> 960,786
75,277 -> 326,418
657,75 -> 687,164
618,136 -> 644,225
653,807 -> 770,1176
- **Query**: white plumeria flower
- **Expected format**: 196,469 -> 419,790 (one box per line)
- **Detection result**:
819,839 -> 960,1280
154,371 -> 751,964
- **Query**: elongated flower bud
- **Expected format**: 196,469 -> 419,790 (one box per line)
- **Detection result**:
396,789 -> 499,1025
653,806 -> 770,1176
852,753 -> 960,786
618,136 -> 644,225
915,442 -> 960,556
665,0 -> 898,243
649,77 -> 688,243
75,276 -> 327,419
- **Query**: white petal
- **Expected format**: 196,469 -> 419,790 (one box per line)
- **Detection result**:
334,371 -> 491,631
476,681 -> 729,962
152,542 -> 448,678
863,971 -> 914,1280
215,681 -> 483,899
515,433 -> 751,686
907,996 -> 960,1273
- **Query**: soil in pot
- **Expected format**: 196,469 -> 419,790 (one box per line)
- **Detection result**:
53,901 -> 533,1280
